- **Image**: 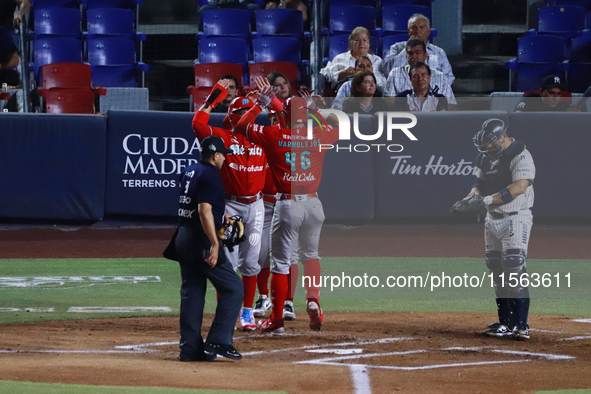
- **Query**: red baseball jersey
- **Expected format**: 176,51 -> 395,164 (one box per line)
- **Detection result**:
236,107 -> 339,194
262,164 -> 277,195
192,111 -> 266,197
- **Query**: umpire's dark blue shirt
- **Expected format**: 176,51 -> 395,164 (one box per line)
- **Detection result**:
178,160 -> 226,231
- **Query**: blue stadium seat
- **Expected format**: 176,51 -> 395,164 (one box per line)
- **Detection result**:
381,33 -> 410,58
31,37 -> 83,79
571,35 -> 591,62
327,6 -> 379,35
505,35 -> 569,91
568,62 -> 591,92
254,8 -> 310,39
86,37 -> 149,87
32,7 -> 82,38
382,5 -> 431,35
86,8 -> 146,40
329,0 -> 375,5
198,9 -> 251,39
252,36 -> 309,66
85,0 -> 143,9
197,38 -> 250,67
538,5 -> 586,40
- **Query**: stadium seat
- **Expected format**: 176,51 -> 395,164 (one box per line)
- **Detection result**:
568,62 -> 591,92
382,0 -> 433,6
505,35 -> 569,91
327,6 -> 379,35
328,0 -> 375,5
85,0 -> 143,9
0,91 -> 11,112
86,37 -> 149,87
252,37 -> 309,66
197,38 -> 250,67
382,5 -> 431,35
381,33 -> 410,58
248,61 -> 299,95
42,88 -> 100,113
253,8 -> 310,39
198,9 -> 251,39
31,37 -> 83,79
538,5 -> 586,40
571,35 -> 591,62
187,86 -> 211,112
40,62 -> 92,89
86,8 -> 146,40
32,7 -> 82,38
192,62 -> 243,89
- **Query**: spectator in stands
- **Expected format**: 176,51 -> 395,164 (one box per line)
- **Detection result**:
384,39 -> 455,109
393,62 -> 447,112
382,14 -> 454,85
264,0 -> 308,25
0,0 -> 30,30
342,70 -> 389,115
212,74 -> 240,114
515,75 -> 580,112
320,26 -> 386,92
267,70 -> 292,101
196,0 -> 259,30
332,56 -> 383,110
0,25 -> 19,87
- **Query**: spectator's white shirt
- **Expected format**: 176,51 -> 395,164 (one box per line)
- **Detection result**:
320,51 -> 386,89
382,42 -> 454,84
385,65 -> 457,104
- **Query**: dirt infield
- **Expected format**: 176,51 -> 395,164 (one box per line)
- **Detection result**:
1,224 -> 590,393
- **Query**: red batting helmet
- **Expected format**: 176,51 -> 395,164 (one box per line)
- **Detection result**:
282,96 -> 307,127
225,96 -> 253,128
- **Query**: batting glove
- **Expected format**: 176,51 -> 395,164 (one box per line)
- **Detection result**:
298,89 -> 318,111
256,86 -> 277,109
205,82 -> 229,109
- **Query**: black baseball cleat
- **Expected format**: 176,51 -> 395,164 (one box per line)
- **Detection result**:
513,324 -> 530,340
179,350 -> 217,362
481,323 -> 513,337
203,341 -> 242,360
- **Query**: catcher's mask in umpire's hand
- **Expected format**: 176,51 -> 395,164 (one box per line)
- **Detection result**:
473,118 -> 506,160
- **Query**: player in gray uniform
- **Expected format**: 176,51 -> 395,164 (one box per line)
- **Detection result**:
467,118 -> 535,340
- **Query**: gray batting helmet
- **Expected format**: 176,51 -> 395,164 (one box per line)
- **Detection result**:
473,118 -> 507,160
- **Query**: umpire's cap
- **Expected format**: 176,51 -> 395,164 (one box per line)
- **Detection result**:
200,136 -> 233,155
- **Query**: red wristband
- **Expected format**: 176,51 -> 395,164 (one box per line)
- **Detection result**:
269,96 -> 284,112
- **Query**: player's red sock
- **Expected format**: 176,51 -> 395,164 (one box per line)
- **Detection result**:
303,258 -> 321,301
286,264 -> 299,301
269,273 -> 288,321
257,266 -> 270,296
242,275 -> 257,309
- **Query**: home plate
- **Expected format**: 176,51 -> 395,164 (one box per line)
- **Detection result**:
306,349 -> 364,355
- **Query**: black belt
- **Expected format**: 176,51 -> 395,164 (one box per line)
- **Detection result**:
489,211 -> 519,219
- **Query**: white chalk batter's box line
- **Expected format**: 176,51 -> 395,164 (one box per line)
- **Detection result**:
0,276 -> 162,288
0,307 -> 172,313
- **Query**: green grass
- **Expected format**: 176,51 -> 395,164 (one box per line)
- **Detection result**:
0,381 -> 286,394
0,257 -> 590,324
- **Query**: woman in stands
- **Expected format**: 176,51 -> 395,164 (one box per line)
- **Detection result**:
342,70 -> 389,115
267,71 -> 293,101
320,26 -> 386,92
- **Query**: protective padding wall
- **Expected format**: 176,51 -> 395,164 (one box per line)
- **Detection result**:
1,111 -> 590,221
105,110 -> 271,217
0,113 -> 106,220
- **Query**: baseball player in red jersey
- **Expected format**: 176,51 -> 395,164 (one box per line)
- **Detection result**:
235,86 -> 340,333
192,80 -> 266,331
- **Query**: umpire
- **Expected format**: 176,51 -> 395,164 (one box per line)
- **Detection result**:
164,135 -> 244,361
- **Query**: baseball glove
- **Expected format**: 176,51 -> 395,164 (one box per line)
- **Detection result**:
450,195 -> 485,217
217,215 -> 245,252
